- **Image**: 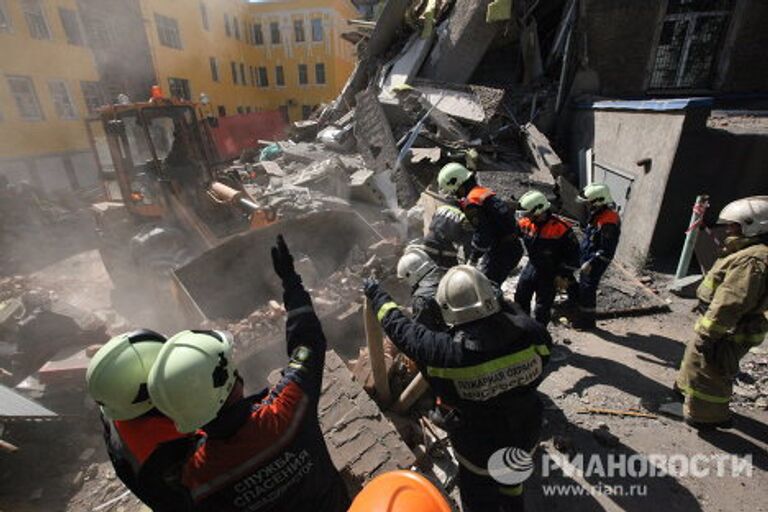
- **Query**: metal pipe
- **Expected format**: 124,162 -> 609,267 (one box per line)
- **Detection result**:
392,372 -> 429,413
364,297 -> 391,404
675,194 -> 709,280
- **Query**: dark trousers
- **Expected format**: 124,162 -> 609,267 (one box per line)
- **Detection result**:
514,263 -> 556,326
478,237 -> 524,286
447,394 -> 543,512
567,260 -> 608,325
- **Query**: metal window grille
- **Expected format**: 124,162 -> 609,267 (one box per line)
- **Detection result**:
21,0 -> 50,39
270,22 -> 280,44
294,19 -> 305,42
155,14 -> 182,49
80,81 -> 104,115
48,80 -> 77,119
258,67 -> 269,87
8,76 -> 43,120
315,63 -> 326,84
649,0 -> 733,89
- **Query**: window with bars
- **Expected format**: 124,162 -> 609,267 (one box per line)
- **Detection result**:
8,76 -> 43,120
649,0 -> 732,90
239,63 -> 246,85
249,65 -> 255,87
0,0 -> 11,33
200,2 -> 209,31
311,18 -> 323,42
298,64 -> 308,85
294,19 -> 305,42
231,61 -> 238,84
21,0 -> 50,40
48,80 -> 77,119
59,8 -> 84,45
276,66 -> 285,86
258,67 -> 269,87
81,81 -> 104,115
155,14 -> 182,49
253,23 -> 263,45
210,57 -> 219,82
270,22 -> 280,44
168,77 -> 191,100
315,63 -> 326,85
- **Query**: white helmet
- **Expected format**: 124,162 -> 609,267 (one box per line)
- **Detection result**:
148,330 -> 238,433
436,265 -> 501,326
717,196 -> 768,237
397,246 -> 437,288
577,183 -> 613,208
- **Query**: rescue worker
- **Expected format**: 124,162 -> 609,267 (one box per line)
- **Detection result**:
437,163 -> 524,285
364,265 -> 551,511
676,196 -> 768,429
569,183 -> 621,329
348,470 -> 452,512
515,190 -> 580,326
147,235 -> 349,512
421,202 -> 474,267
86,329 -> 196,511
397,243 -> 447,331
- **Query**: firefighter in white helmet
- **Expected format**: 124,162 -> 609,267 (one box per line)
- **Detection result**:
397,243 -> 448,331
364,266 -> 551,511
676,196 -> 768,429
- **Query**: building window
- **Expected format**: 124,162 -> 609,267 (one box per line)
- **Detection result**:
298,64 -> 308,85
275,65 -> 285,86
59,8 -> 84,46
302,105 -> 312,120
311,18 -> 323,42
244,21 -> 251,44
239,63 -> 246,85
8,76 -> 43,120
270,21 -> 280,44
649,0 -> 732,90
168,77 -> 191,100
294,19 -> 305,42
231,61 -> 238,84
233,16 -> 240,39
48,80 -> 77,120
218,105 -> 226,117
249,65 -> 255,87
279,105 -> 289,123
237,106 -> 244,114
0,0 -> 12,33
258,67 -> 269,87
315,63 -> 326,85
21,0 -> 50,40
209,57 -> 219,82
246,106 -> 252,113
253,23 -> 263,45
155,14 -> 182,49
200,2 -> 209,31
224,13 -> 231,37
84,18 -> 111,48
81,81 -> 104,115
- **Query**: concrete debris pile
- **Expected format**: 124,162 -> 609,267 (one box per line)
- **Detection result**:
733,349 -> 768,410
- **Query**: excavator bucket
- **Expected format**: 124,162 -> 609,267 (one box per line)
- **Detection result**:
171,210 -> 382,321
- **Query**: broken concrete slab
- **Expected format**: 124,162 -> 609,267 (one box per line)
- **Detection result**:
354,89 -> 399,175
380,34 -> 434,100
350,169 -> 390,207
410,147 -> 441,164
419,0 -> 502,84
291,120 -> 320,142
278,141 -> 336,165
521,122 -> 565,180
594,263 -> 670,318
668,274 -> 703,298
289,157 -> 350,199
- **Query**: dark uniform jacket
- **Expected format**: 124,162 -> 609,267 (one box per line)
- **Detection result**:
423,204 -> 474,266
179,284 -> 349,512
581,207 -> 621,265
370,287 -> 551,413
518,214 -> 580,275
459,186 -> 520,258
101,412 -> 196,512
411,267 -> 447,332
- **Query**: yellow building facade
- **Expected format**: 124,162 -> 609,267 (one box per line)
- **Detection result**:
0,0 -> 358,193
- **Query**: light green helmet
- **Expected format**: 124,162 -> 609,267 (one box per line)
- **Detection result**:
437,163 -> 473,195
148,330 -> 237,433
518,190 -> 551,216
577,183 -> 613,207
436,265 -> 500,326
86,329 -> 167,421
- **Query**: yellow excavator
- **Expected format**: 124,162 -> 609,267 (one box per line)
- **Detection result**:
86,91 -> 378,327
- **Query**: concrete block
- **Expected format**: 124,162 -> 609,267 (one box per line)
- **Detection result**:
419,0 -> 501,84
349,169 -> 388,206
380,34 -> 434,99
521,122 -> 563,182
668,274 -> 703,298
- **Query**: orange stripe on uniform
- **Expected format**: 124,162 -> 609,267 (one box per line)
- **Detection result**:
595,209 -> 620,227
465,186 -> 495,206
114,416 -> 188,466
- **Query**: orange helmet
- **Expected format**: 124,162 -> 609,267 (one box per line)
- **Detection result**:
348,470 -> 452,512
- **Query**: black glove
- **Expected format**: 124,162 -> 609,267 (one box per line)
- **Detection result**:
362,277 -> 380,299
695,334 -> 718,366
271,234 -> 302,287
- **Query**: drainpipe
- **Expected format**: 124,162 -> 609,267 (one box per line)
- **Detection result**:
674,194 -> 709,280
